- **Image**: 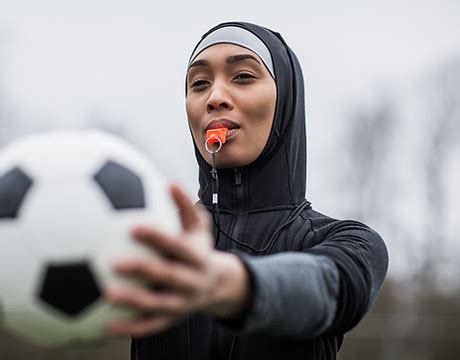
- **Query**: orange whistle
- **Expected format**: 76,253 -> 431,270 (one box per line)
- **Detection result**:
206,128 -> 228,145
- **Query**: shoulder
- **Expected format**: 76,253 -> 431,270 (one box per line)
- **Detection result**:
301,207 -> 389,299
299,207 -> 386,251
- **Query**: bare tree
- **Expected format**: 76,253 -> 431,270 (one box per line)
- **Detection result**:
344,94 -> 396,223
418,58 -> 460,290
339,58 -> 460,360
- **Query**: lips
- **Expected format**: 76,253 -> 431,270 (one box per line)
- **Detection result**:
226,128 -> 239,138
205,119 -> 240,132
205,119 -> 240,141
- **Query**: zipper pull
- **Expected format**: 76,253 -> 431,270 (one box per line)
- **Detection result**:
234,169 -> 242,186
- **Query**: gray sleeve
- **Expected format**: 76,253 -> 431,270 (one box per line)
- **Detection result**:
235,252 -> 339,338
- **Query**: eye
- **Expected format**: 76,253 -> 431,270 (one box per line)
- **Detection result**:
233,72 -> 257,83
190,79 -> 210,91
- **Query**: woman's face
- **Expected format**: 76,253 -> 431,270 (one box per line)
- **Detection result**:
186,43 -> 277,168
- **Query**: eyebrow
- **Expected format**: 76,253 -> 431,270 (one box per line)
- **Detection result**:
226,54 -> 261,65
188,59 -> 209,69
188,54 -> 261,71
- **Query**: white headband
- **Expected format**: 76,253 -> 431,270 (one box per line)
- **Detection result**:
189,26 -> 275,79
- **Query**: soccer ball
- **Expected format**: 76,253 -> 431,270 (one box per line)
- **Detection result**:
0,130 -> 180,347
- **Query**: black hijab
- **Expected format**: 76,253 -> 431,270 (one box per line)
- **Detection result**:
187,22 -> 307,210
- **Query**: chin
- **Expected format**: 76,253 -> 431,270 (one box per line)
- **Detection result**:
217,161 -> 239,169
203,155 -> 240,169
216,156 -> 252,169
201,145 -> 254,169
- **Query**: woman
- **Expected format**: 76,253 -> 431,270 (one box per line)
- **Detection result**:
107,22 -> 389,360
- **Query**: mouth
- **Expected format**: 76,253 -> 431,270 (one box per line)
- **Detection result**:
205,119 -> 240,140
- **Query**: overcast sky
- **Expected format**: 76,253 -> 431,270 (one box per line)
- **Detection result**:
1,1 -> 458,188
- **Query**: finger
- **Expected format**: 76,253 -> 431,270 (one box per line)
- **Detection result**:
132,226 -> 204,267
106,286 -> 188,315
197,208 -> 211,230
170,184 -> 201,231
114,258 -> 201,293
107,315 -> 179,337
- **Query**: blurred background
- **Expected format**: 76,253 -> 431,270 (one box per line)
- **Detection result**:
0,0 -> 459,359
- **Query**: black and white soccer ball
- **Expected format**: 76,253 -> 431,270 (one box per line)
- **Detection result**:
0,130 -> 180,347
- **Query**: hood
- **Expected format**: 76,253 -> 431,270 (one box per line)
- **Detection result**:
188,21 -> 307,210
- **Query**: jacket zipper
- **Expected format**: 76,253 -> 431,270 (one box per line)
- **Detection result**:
231,169 -> 244,244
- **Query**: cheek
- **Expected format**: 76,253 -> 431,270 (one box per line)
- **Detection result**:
240,85 -> 276,155
186,98 -> 201,135
242,86 -> 276,126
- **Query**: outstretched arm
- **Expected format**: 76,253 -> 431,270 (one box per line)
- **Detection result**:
229,220 -> 388,337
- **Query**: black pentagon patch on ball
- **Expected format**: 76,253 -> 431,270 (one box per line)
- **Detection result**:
93,160 -> 145,210
38,261 -> 101,317
0,167 -> 33,218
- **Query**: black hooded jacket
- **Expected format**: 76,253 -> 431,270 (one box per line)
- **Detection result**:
132,22 -> 388,360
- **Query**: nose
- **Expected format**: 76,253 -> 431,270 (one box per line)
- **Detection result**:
206,82 -> 233,113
